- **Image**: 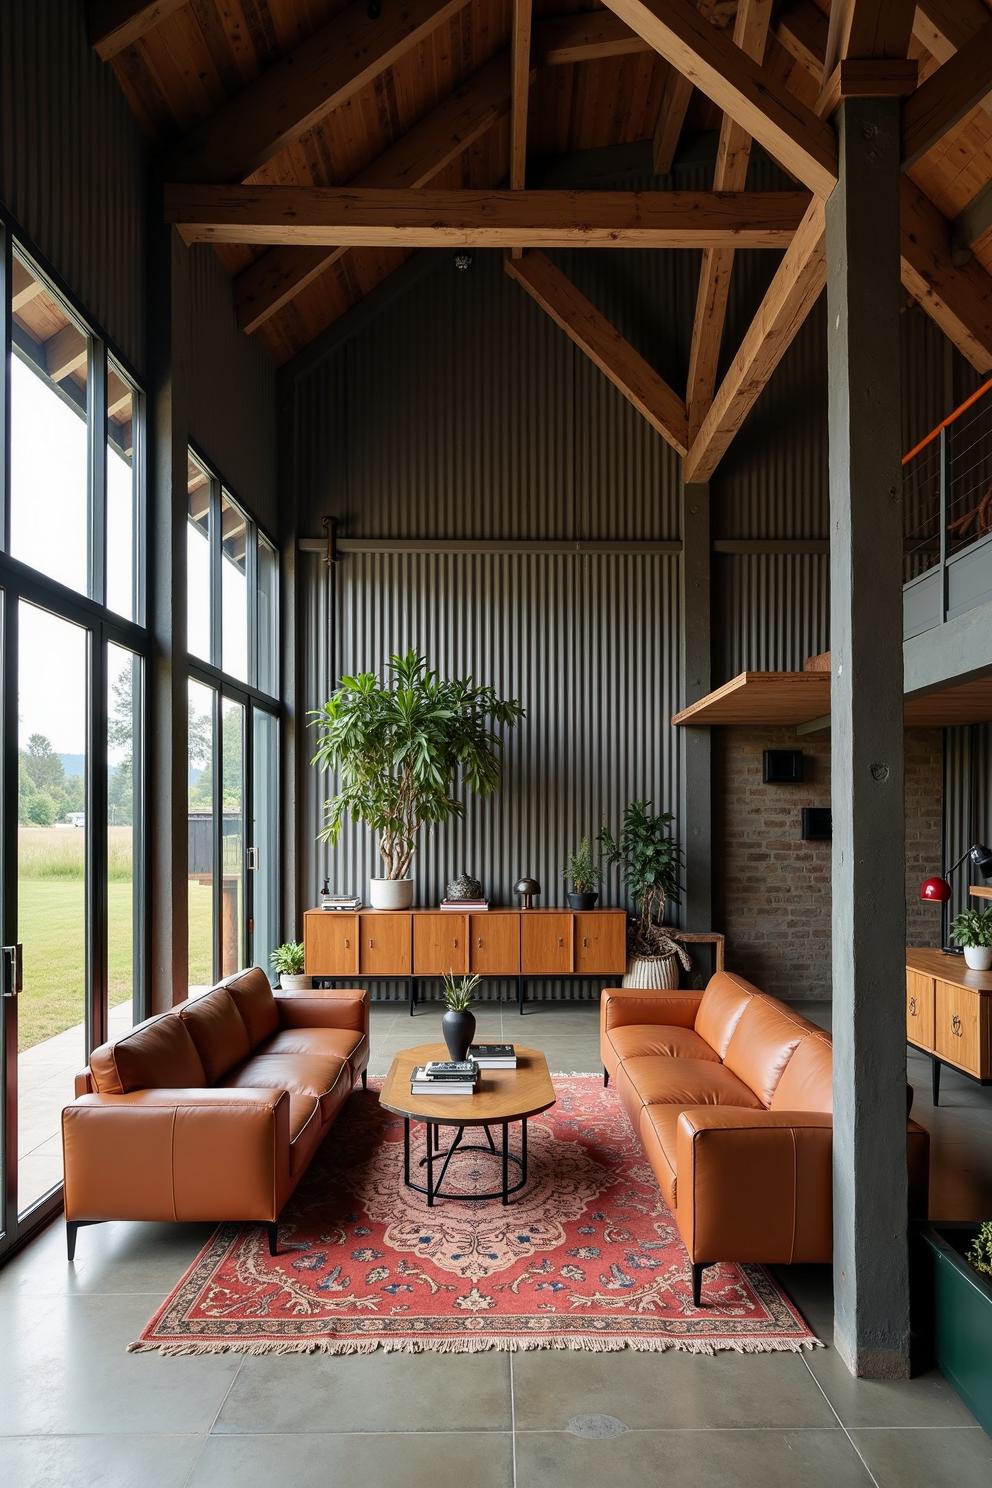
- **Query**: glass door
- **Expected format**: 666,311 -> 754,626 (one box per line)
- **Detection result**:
250,707 -> 279,977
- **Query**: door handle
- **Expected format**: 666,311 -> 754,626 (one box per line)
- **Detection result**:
453,938 -> 458,949
951,1013 -> 963,1037
2,944 -> 23,998
246,846 -> 259,871
344,938 -> 351,949
583,937 -> 589,948
477,937 -> 483,948
369,939 -> 375,950
908,997 -> 917,1016
557,937 -> 563,947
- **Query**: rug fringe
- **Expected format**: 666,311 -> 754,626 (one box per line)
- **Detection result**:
128,1333 -> 822,1358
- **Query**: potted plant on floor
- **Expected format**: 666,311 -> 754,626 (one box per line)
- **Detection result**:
564,835 -> 600,910
949,906 -> 992,970
441,972 -> 481,1062
599,800 -> 691,989
919,1219 -> 992,1435
311,650 -> 523,909
271,941 -> 310,991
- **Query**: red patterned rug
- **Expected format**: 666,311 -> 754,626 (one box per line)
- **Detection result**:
131,1076 -> 819,1356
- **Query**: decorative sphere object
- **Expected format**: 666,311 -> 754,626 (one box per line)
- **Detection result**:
446,872 -> 483,901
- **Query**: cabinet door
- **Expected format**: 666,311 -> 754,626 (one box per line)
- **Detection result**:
304,913 -> 358,976
521,913 -> 573,975
935,981 -> 982,1076
574,912 -> 627,975
905,970 -> 934,1051
359,914 -> 412,976
470,913 -> 520,975
413,914 -> 468,976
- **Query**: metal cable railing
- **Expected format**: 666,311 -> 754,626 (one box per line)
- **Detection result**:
903,377 -> 992,588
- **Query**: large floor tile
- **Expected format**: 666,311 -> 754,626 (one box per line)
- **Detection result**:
849,1426 -> 992,1487
0,1433 -> 203,1488
0,1291 -> 242,1435
189,1430 -> 513,1488
515,1427 -> 873,1488
0,1216 -> 211,1298
512,1347 -> 835,1430
803,1346 -> 979,1429
215,1349 -> 511,1434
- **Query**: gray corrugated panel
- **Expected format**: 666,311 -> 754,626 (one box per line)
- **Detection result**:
715,553 -> 830,678
943,724 -> 992,925
0,0 -> 146,373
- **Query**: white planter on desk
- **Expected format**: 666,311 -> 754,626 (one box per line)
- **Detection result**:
279,973 -> 312,991
963,946 -> 992,971
369,877 -> 414,910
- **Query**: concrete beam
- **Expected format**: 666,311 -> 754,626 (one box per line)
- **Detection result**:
903,597 -> 992,694
826,97 -> 910,1378
680,482 -> 713,944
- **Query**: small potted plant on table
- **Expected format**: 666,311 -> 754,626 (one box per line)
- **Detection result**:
271,941 -> 310,991
949,905 -> 992,970
600,800 -> 691,989
564,835 -> 600,910
441,972 -> 481,1063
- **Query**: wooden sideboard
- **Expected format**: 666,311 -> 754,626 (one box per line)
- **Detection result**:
304,906 -> 628,1014
906,947 -> 992,1104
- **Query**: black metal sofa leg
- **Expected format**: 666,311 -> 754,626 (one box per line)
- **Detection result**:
267,1222 -> 279,1257
692,1262 -> 712,1308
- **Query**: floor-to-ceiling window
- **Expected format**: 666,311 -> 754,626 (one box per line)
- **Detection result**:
185,452 -> 280,993
0,229 -> 147,1255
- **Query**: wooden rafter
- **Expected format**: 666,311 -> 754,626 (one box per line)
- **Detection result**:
683,197 -> 827,483
821,0 -> 916,84
652,68 -> 695,176
901,180 -> 992,372
11,258 -> 43,314
536,12 -> 649,65
902,18 -> 992,167
597,0 -> 837,195
510,0 -> 534,259
686,0 -> 773,443
88,0 -> 187,60
167,186 -> 813,249
44,324 -> 88,383
505,252 -> 688,455
167,0 -> 472,184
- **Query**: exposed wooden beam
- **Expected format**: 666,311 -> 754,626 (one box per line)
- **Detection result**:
687,0 -> 773,442
683,197 -> 827,482
953,179 -> 992,256
536,11 -> 650,65
652,68 -> 695,175
107,369 -> 133,418
510,0 -> 534,259
821,0 -> 916,83
901,179 -> 992,371
11,258 -> 43,313
598,0 -> 837,195
167,0 -> 472,184
913,2 -> 992,117
234,56 -> 516,333
902,18 -> 992,167
167,186 -> 813,248
777,0 -> 828,75
88,0 -> 187,60
505,251 -> 688,454
44,324 -> 88,383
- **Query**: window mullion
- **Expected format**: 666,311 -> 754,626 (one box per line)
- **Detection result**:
0,226 -> 10,554
88,339 -> 107,608
87,626 -> 109,1052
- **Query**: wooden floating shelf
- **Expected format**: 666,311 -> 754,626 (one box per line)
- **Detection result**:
971,885 -> 992,900
672,670 -> 992,730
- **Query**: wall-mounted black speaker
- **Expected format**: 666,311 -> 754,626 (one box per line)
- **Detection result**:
801,807 -> 832,841
763,749 -> 804,784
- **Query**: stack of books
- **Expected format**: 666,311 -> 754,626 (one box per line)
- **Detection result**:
468,1043 -> 516,1069
320,893 -> 362,911
410,1060 -> 480,1095
439,898 -> 489,912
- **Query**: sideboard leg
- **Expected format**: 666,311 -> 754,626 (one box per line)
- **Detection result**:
409,978 -> 415,1016
517,976 -> 526,1015
931,1056 -> 941,1107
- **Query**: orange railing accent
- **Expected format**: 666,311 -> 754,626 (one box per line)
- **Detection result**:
902,375 -> 992,466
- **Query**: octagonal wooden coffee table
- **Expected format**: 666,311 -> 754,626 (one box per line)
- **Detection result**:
379,1043 -> 556,1207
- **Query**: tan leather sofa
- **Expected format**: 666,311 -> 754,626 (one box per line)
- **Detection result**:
62,968 -> 368,1259
601,971 -> 930,1304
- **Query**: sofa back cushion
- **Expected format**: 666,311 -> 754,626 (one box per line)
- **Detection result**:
694,973 -> 757,1058
179,987 -> 252,1084
770,1032 -> 833,1113
89,1012 -> 206,1094
723,996 -> 811,1107
223,967 -> 279,1047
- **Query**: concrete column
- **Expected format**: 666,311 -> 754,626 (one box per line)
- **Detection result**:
680,481 -> 712,936
826,97 -> 909,1378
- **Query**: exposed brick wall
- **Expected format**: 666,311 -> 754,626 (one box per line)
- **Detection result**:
713,727 -> 943,1003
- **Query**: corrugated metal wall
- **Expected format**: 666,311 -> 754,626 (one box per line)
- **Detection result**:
944,725 -> 992,924
0,0 -> 147,373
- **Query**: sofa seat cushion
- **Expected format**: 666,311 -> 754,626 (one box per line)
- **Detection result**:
179,987 -> 251,1083
288,1094 -> 324,1177
607,1024 -> 720,1067
222,1052 -> 350,1122
615,1056 -> 762,1128
89,1012 -> 206,1095
723,997 -> 816,1107
262,1027 -> 367,1078
638,1104 -> 683,1209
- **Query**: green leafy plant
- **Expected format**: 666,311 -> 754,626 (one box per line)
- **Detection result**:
600,800 -> 684,953
442,972 -> 481,1012
270,941 -> 305,976
563,835 -> 601,894
949,906 -> 992,949
310,650 -> 523,880
968,1220 -> 992,1279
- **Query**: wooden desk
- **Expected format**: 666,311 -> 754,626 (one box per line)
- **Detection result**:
906,947 -> 992,1104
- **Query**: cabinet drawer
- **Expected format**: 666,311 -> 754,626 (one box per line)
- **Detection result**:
413,914 -> 468,976
574,912 -> 627,975
905,970 -> 934,1051
935,981 -> 983,1076
521,913 -> 573,975
359,914 -> 411,976
304,913 -> 358,976
470,914 -> 519,975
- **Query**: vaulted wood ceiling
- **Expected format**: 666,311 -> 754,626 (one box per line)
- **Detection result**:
90,0 -> 992,475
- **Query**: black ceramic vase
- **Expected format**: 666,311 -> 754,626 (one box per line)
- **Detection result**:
567,890 -> 599,910
442,1008 -> 476,1063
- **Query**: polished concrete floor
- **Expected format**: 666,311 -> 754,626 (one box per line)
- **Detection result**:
1,998 -> 990,1488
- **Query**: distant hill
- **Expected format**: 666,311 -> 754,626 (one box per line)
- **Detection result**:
58,753 -> 85,779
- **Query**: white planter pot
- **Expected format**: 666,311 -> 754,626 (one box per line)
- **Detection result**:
369,877 -> 414,910
279,973 -> 311,991
963,946 -> 992,971
622,954 -> 680,990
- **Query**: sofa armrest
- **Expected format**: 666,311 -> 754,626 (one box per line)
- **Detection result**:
600,988 -> 703,1038
276,986 -> 369,1035
676,1108 -> 833,1266
62,1087 -> 291,1224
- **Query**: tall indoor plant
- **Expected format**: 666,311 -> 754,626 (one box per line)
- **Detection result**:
311,650 -> 523,908
600,800 -> 690,988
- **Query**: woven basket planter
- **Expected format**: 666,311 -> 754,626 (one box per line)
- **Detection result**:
622,953 -> 680,990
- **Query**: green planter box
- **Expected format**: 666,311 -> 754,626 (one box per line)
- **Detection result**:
920,1223 -> 992,1436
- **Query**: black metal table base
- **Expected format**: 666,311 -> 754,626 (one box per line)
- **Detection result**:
403,1117 -> 528,1205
